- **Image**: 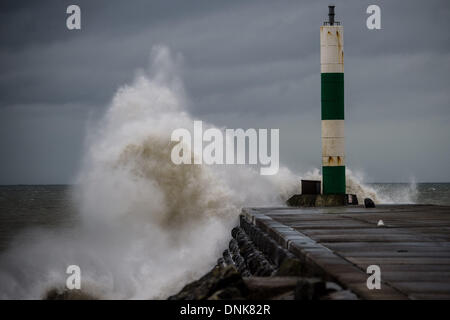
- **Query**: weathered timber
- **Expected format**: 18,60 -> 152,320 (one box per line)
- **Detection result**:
241,204 -> 450,300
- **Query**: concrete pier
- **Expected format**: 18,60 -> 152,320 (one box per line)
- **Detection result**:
241,204 -> 450,299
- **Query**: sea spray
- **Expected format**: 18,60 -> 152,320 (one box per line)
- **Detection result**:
0,46 -> 415,299
71,46 -> 300,298
303,168 -> 380,202
0,46 -> 296,299
370,180 -> 418,204
302,168 -> 417,204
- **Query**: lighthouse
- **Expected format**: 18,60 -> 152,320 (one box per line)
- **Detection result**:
321,5 -> 345,195
287,5 -> 356,207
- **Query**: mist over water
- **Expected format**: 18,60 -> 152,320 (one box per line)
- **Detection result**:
0,46 -> 417,299
302,168 -> 416,204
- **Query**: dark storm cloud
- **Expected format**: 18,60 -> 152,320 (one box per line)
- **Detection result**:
0,0 -> 449,183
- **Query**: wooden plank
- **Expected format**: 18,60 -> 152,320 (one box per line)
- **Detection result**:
323,242 -> 450,252
409,293 -> 450,300
338,251 -> 450,258
392,281 -> 450,294
381,271 -> 450,282
357,264 -> 450,272
300,228 -> 416,236
304,234 -> 430,243
284,222 -> 373,229
347,257 -> 450,265
243,204 -> 450,299
344,283 -> 407,300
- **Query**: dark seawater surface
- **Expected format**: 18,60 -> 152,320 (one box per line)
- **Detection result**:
0,185 -> 77,252
371,183 -> 450,206
0,183 -> 449,254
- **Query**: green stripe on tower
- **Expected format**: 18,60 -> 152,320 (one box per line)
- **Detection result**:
321,73 -> 344,120
322,166 -> 346,194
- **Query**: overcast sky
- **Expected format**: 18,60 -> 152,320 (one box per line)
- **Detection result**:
0,0 -> 449,184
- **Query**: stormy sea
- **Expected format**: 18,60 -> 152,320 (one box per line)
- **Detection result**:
0,47 -> 447,299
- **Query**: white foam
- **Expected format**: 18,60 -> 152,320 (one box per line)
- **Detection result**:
0,46 -> 417,299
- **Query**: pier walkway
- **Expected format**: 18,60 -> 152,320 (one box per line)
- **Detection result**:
241,205 -> 450,299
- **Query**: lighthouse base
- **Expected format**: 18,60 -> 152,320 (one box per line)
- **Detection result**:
286,194 -> 358,207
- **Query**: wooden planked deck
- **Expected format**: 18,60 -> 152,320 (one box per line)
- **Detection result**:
241,205 -> 450,300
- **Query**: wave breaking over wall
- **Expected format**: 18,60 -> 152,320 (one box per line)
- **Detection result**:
0,46 -> 416,299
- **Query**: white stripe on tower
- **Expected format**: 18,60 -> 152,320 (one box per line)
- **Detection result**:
320,25 -> 344,73
322,120 -> 345,167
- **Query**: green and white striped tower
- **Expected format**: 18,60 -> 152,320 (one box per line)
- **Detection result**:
321,5 -> 345,195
